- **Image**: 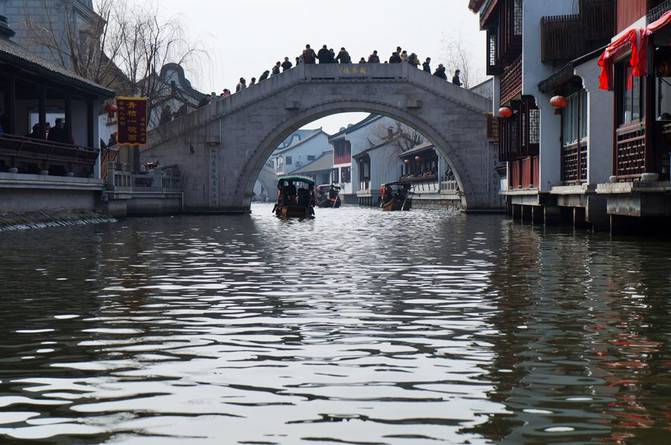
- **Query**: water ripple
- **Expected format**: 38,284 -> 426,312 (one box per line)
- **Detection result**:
0,205 -> 670,444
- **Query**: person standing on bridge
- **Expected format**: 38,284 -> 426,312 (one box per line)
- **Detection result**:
359,57 -> 366,64
407,53 -> 420,68
400,50 -> 408,63
368,50 -> 380,63
272,62 -> 281,76
249,77 -> 257,86
389,52 -> 402,63
259,70 -> 270,82
433,64 -> 447,80
236,78 -> 247,92
303,44 -> 317,64
318,45 -> 330,64
336,47 -> 352,64
328,48 -> 336,63
452,69 -> 463,87
281,57 -> 293,71
423,57 -> 432,73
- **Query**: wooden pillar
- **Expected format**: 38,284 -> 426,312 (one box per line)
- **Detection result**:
38,87 -> 47,138
531,206 -> 544,225
86,99 -> 94,148
644,39 -> 655,174
8,74 -> 16,134
64,96 -> 73,144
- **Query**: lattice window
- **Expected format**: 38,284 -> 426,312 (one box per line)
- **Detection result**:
488,29 -> 497,67
513,0 -> 523,36
528,109 -> 540,144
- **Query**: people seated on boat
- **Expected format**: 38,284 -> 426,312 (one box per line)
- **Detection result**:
277,182 -> 287,205
382,185 -> 393,203
309,185 -> 316,216
297,187 -> 310,208
286,181 -> 297,204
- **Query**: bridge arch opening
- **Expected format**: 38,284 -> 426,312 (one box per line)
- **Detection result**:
242,102 -> 470,210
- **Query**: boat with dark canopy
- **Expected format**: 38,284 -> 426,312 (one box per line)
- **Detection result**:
315,184 -> 342,208
274,176 -> 316,219
379,182 -> 412,211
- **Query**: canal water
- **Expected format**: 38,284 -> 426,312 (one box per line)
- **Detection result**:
1,204 -> 670,445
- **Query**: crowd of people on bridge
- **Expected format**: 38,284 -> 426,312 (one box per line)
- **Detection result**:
199,44 -> 464,107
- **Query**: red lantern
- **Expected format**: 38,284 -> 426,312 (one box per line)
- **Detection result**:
550,95 -> 568,109
404,159 -> 410,164
415,155 -> 421,161
498,106 -> 513,118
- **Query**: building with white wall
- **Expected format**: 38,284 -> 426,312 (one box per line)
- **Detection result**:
329,115 -> 410,203
469,0 -> 616,227
271,129 -> 331,176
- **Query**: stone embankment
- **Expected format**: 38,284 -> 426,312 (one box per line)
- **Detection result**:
0,210 -> 115,232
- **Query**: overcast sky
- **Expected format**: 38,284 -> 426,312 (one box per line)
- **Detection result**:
132,0 -> 486,133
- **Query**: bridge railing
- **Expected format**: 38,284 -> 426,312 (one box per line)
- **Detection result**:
302,63 -> 409,81
145,61 -> 491,152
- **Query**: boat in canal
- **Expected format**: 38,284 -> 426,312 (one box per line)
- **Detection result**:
274,176 -> 316,219
380,182 -> 412,211
316,184 -> 342,208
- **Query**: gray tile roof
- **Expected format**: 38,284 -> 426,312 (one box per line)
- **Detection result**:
292,151 -> 334,174
0,38 -> 115,97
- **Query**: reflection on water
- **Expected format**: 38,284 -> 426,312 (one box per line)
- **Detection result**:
0,204 -> 670,444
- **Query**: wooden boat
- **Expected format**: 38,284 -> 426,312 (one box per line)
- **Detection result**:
380,182 -> 412,211
316,184 -> 342,208
274,176 -> 316,219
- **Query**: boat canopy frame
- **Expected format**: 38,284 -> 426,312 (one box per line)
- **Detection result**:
277,175 -> 315,186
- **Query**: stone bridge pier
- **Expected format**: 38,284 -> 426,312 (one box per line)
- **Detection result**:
143,63 -> 500,213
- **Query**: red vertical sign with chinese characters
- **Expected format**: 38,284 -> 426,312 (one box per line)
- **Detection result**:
116,97 -> 148,146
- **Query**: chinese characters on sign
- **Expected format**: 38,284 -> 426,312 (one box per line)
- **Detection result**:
116,97 -> 148,146
339,66 -> 368,75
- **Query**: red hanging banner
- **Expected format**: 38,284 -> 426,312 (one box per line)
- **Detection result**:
598,29 -> 643,91
116,97 -> 148,146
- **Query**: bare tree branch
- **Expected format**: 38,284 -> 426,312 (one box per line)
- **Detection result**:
22,0 -> 204,120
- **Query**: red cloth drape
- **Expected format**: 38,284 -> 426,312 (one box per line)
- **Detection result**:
598,29 -> 642,90
599,10 -> 671,90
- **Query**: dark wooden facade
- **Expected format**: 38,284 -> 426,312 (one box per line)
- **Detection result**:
332,140 -> 352,165
617,0 -> 648,33
611,0 -> 671,180
541,0 -> 615,65
0,19 -> 113,178
483,0 -> 522,75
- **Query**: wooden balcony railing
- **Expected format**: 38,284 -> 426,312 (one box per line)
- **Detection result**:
541,14 -> 582,64
500,55 -> 522,105
541,0 -> 614,65
0,134 -> 97,177
649,0 -> 671,23
400,173 -> 438,184
561,142 -> 588,184
615,123 -> 646,178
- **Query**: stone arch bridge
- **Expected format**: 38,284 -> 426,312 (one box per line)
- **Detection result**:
143,64 -> 499,213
